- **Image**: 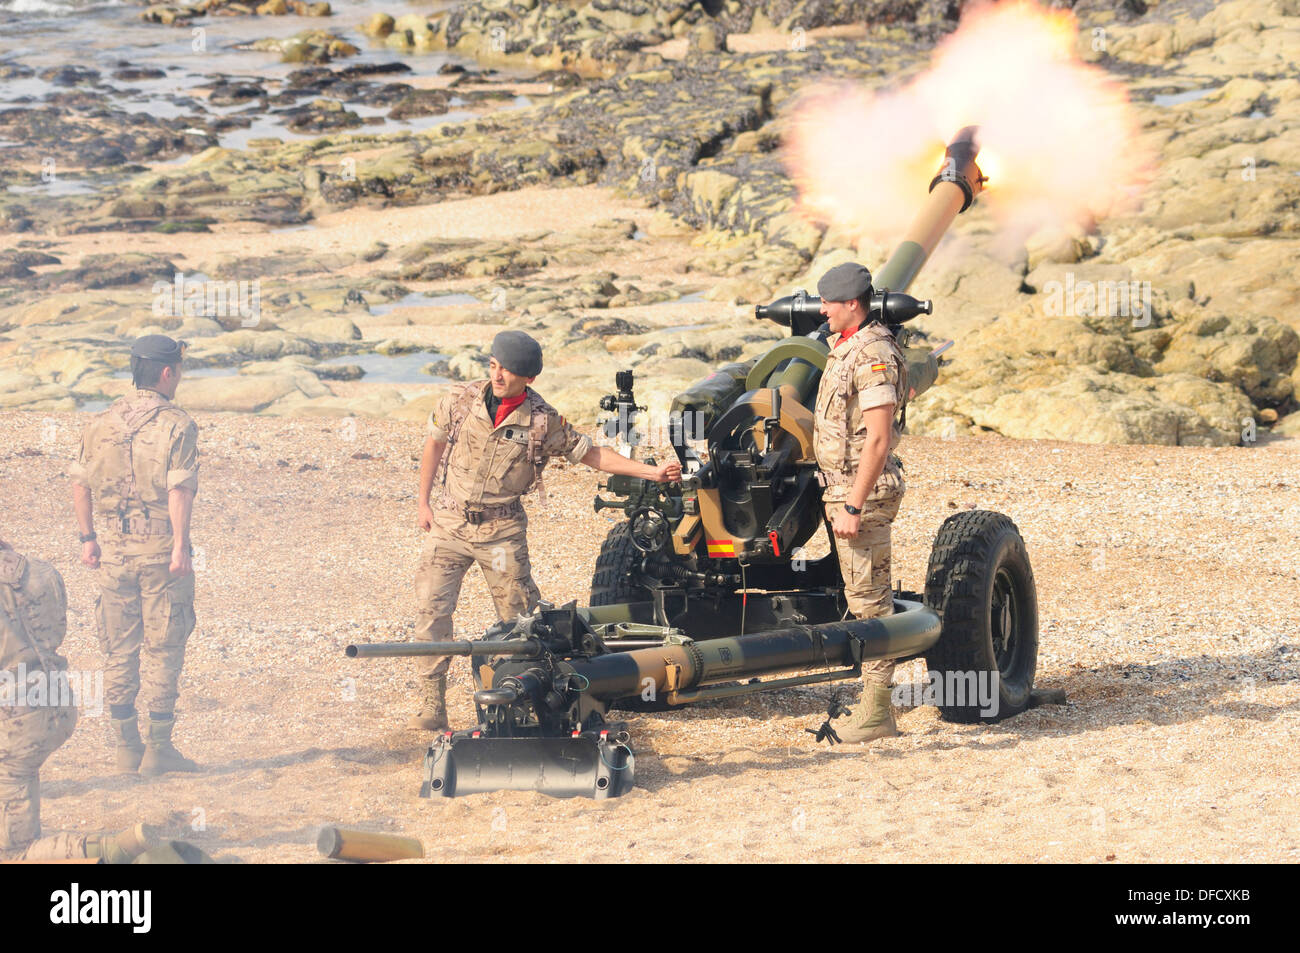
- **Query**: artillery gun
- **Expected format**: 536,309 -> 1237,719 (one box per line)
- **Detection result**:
349,127 -> 1040,798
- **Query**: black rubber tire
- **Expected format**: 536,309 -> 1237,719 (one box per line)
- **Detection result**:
589,521 -> 653,606
923,510 -> 1038,723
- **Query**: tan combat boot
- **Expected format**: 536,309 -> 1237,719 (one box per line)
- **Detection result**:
407,676 -> 449,731
836,682 -> 899,744
111,716 -> 146,773
87,822 -> 161,864
139,717 -> 200,776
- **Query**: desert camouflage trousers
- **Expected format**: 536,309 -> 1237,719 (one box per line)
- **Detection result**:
95,552 -> 196,714
413,514 -> 540,680
0,701 -> 88,860
826,493 -> 903,688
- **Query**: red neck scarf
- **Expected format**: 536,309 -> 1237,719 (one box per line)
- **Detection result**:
834,322 -> 864,348
494,393 -> 526,427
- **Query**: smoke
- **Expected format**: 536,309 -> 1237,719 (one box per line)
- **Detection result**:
783,1 -> 1153,249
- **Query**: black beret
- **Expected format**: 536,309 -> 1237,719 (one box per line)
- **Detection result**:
491,330 -> 543,378
817,262 -> 873,302
131,334 -> 185,363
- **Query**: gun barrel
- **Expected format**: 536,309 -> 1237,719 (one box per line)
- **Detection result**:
874,125 -> 985,294
346,639 -> 542,659
565,598 -> 941,704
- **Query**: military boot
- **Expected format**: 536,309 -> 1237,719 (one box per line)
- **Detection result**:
836,683 -> 899,744
87,822 -> 161,864
111,716 -> 146,773
406,677 -> 448,731
139,717 -> 200,776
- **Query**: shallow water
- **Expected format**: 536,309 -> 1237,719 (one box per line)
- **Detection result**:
321,349 -> 449,383
1151,86 -> 1218,107
0,0 -> 534,156
368,291 -> 478,315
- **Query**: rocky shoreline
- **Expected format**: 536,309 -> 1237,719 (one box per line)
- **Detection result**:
2,0 -> 1298,445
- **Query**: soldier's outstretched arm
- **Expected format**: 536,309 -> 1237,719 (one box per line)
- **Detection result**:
580,445 -> 681,483
168,487 -> 194,576
71,482 -> 99,569
418,436 -> 447,531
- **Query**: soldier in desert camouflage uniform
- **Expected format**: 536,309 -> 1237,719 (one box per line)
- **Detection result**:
408,331 -> 681,730
0,538 -> 156,862
812,263 -> 910,744
71,334 -> 201,776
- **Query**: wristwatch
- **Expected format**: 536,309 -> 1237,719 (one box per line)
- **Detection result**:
843,503 -> 862,516
79,531 -> 97,543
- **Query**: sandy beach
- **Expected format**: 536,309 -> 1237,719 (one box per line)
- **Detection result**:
3,410 -> 1296,863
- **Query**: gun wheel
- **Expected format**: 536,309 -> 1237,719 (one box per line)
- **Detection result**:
589,521 -> 654,606
923,509 -> 1038,723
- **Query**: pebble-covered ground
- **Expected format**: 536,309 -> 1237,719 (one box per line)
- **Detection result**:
2,410 -> 1296,863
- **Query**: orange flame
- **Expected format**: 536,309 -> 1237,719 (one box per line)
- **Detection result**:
784,1 -> 1153,248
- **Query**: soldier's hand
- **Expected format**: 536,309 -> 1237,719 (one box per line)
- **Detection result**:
831,509 -> 861,540
170,545 -> 193,577
651,461 -> 682,483
81,540 -> 100,569
418,502 -> 435,532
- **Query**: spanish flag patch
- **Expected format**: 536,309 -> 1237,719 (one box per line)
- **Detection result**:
871,362 -> 888,373
706,539 -> 736,558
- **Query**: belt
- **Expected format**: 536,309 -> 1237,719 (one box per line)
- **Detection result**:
436,496 -> 524,526
117,515 -> 172,536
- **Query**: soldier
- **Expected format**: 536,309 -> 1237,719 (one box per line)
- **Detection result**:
70,334 -> 200,776
409,331 -> 681,730
812,263 -> 909,744
0,538 -> 158,862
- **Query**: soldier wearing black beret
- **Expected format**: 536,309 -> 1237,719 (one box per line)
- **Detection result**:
405,331 -> 682,730
70,334 -> 202,776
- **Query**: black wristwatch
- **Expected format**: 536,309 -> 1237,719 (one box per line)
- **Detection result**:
843,503 -> 862,516
79,531 -> 97,543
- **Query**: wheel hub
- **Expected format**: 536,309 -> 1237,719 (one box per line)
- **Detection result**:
991,567 -> 1018,672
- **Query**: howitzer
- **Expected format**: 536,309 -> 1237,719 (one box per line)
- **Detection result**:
351,126 -> 1040,799
348,594 -> 946,798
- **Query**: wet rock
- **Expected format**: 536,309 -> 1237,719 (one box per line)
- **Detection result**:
112,66 -> 168,82
40,253 -> 178,290
388,90 -> 451,120
38,66 -> 101,87
208,80 -> 267,106
299,315 -> 363,342
313,363 -> 364,380
4,250 -> 60,268
281,99 -> 364,133
447,349 -> 487,380
249,30 -> 359,64
296,1 -> 333,15
139,5 -> 201,25
361,12 -> 395,37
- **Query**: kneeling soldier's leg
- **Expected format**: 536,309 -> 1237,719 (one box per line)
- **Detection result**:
0,707 -> 78,858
